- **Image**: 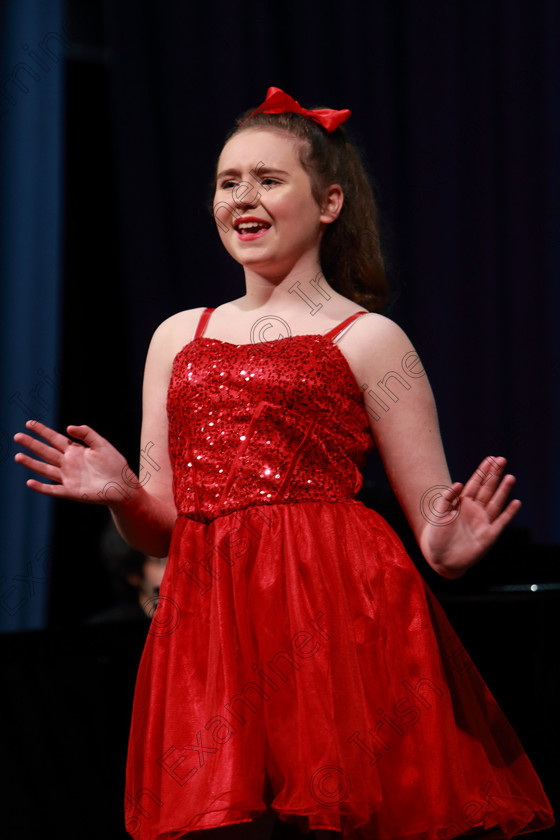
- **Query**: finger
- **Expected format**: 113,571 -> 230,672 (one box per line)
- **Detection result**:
488,497 -> 522,534
13,432 -> 64,466
439,483 -> 462,508
462,456 -> 506,501
19,419 -> 74,453
25,477 -> 76,498
485,473 -> 518,520
66,424 -> 106,448
14,451 -> 61,482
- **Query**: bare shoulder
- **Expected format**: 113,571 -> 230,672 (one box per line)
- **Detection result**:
338,312 -> 424,386
147,307 -> 209,363
354,311 -> 410,341
352,312 -> 417,358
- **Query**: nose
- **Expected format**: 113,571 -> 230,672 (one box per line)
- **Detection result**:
232,179 -> 262,209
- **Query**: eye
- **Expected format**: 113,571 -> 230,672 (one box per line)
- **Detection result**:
260,177 -> 280,187
219,179 -> 238,190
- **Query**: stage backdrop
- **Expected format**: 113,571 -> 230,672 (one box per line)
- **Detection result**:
2,0 -> 559,632
0,0 -> 65,632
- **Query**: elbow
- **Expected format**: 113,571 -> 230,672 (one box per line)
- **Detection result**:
112,504 -> 176,559
143,531 -> 173,560
142,517 -> 175,558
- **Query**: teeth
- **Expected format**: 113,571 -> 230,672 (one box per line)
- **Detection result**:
237,221 -> 266,230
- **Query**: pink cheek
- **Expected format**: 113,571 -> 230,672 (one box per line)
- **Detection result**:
213,204 -> 237,234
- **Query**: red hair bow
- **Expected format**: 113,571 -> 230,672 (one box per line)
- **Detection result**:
246,87 -> 351,133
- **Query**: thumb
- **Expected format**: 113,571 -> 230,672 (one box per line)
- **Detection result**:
66,424 -> 107,448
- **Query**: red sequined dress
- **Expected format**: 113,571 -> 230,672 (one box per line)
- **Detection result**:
124,308 -> 554,839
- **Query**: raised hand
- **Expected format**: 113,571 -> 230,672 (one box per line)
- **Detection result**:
13,420 -> 135,506
420,456 -> 522,578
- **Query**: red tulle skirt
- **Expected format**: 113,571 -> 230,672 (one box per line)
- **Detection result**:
124,501 -> 554,839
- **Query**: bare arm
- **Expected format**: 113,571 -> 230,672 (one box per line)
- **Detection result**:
114,314 -> 181,555
13,314 -> 190,557
357,315 -> 520,578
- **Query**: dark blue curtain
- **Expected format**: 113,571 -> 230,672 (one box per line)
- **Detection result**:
0,0 -> 65,631
3,0 -> 559,634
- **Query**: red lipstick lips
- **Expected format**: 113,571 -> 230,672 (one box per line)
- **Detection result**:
234,216 -> 271,240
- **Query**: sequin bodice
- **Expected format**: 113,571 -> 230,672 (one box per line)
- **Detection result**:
167,308 -> 374,522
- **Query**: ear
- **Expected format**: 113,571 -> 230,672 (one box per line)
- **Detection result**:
319,184 -> 344,224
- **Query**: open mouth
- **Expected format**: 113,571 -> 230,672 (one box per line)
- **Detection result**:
234,217 -> 271,240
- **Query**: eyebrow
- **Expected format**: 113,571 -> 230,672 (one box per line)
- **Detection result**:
216,166 -> 290,181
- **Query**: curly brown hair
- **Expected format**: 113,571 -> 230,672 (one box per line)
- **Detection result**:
222,109 -> 389,313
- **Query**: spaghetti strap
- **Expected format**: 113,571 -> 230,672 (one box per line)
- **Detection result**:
325,310 -> 368,343
193,307 -> 215,340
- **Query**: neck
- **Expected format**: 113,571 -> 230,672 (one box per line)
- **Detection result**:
240,262 -> 333,312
